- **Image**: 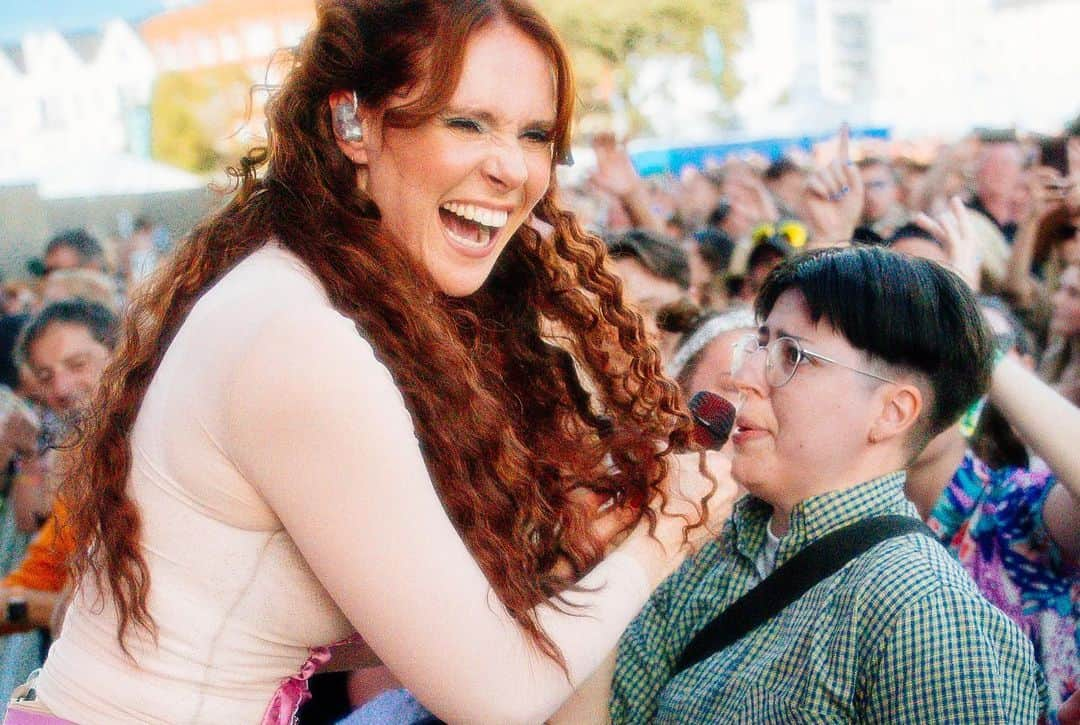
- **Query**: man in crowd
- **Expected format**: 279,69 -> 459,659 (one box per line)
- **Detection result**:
969,140 -> 1026,243
762,157 -> 806,220
856,157 -> 909,242
0,300 -> 117,714
41,229 -> 106,276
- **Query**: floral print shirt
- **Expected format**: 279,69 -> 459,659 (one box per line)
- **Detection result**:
929,450 -> 1079,722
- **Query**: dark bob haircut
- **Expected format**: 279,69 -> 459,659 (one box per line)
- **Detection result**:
15,298 -> 119,368
755,246 -> 993,448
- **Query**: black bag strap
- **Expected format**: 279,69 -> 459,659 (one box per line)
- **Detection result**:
673,514 -> 933,676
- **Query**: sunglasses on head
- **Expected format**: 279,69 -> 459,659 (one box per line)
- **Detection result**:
751,220 -> 808,250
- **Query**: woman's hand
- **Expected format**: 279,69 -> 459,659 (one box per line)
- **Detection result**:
654,450 -> 736,553
614,450 -> 737,588
589,133 -> 664,233
577,450 -> 737,558
803,124 -> 864,248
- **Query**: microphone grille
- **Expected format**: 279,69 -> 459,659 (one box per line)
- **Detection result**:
688,390 -> 736,449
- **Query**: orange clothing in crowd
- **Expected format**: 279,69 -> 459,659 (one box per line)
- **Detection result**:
2,502 -> 71,593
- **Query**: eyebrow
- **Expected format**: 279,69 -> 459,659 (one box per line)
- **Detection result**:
758,325 -> 809,342
443,105 -> 555,130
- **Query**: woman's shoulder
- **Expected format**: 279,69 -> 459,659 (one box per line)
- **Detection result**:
207,240 -> 333,313
167,240 -> 391,420
186,241 -> 368,354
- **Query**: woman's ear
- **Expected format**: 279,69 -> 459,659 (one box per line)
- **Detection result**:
328,90 -> 368,165
869,383 -> 923,445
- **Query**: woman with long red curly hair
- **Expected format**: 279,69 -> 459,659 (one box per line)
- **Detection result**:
8,1 -> 734,725
6,1 -> 735,723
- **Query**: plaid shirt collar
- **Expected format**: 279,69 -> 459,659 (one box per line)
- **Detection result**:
727,470 -> 910,568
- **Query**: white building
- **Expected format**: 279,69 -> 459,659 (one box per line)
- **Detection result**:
734,0 -> 1080,138
0,20 -> 158,181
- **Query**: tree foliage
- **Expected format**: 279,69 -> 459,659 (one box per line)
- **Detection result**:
535,0 -> 746,126
150,65 -> 253,173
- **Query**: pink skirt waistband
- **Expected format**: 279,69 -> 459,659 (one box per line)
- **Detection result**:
3,706 -> 76,725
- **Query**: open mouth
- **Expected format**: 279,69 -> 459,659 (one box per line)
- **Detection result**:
732,416 -> 768,443
439,202 -> 508,251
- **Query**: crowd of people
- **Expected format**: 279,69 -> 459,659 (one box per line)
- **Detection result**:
0,0 -> 1077,722
561,123 -> 1080,721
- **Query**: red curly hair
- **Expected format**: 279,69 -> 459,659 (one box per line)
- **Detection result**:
63,0 -> 697,668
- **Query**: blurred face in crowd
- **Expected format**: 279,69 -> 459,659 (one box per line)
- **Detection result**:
26,321 -> 111,416
766,169 -> 806,216
975,143 -> 1024,202
1051,264 -> 1080,338
348,22 -> 556,297
889,236 -> 950,267
683,239 -> 711,306
683,327 -> 754,404
897,165 -> 927,209
677,167 -> 723,229
613,256 -> 683,352
860,162 -> 900,223
743,249 -> 785,302
43,245 -> 85,276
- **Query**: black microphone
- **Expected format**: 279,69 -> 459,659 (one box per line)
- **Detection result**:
688,391 -> 736,450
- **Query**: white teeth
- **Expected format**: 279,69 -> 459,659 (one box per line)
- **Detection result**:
440,202 -> 508,229
445,223 -> 492,248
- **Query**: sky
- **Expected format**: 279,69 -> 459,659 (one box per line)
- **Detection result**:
0,0 -> 177,43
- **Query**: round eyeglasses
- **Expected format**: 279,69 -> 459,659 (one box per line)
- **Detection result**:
730,333 -> 898,389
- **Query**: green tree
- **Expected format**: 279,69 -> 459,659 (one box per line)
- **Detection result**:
151,65 -> 253,173
535,0 -> 746,133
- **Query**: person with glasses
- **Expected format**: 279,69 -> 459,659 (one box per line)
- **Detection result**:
553,246 -> 1045,723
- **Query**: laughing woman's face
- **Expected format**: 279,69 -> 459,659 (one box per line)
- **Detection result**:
358,23 -> 557,297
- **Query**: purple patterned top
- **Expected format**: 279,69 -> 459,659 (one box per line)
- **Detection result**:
928,450 -> 1079,722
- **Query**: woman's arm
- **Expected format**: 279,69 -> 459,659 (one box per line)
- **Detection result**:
989,355 -> 1080,562
226,306 -> 733,724
548,649 -> 616,724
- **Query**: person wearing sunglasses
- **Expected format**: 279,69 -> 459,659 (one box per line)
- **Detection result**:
554,246 -> 1045,724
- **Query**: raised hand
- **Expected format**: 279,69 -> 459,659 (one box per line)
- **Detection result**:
590,132 -> 643,201
724,163 -> 779,228
803,124 -> 864,248
589,132 -> 663,233
914,196 -> 981,291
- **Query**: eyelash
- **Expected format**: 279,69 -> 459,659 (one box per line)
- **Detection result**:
446,117 -> 484,133
444,117 -> 552,145
523,129 -> 552,144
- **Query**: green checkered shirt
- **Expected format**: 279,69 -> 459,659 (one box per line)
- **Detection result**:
610,472 -> 1047,723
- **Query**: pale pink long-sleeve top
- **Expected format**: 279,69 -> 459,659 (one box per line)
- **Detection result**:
34,243 -> 652,724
